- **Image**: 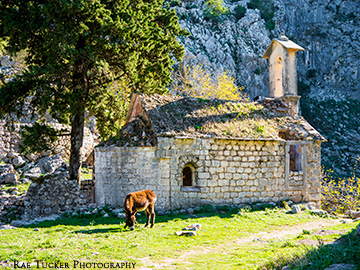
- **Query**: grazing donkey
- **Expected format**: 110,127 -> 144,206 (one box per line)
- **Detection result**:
123,190 -> 156,230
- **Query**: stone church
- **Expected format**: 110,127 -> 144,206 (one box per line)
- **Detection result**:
94,36 -> 325,210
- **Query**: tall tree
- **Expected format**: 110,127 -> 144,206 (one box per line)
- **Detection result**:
0,0 -> 187,181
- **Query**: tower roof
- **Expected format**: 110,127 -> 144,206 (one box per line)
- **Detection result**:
263,36 -> 304,59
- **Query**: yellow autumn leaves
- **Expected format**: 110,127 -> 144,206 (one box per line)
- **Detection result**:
171,64 -> 246,101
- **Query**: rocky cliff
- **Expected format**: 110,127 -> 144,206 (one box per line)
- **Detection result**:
173,0 -> 360,177
174,0 -> 360,100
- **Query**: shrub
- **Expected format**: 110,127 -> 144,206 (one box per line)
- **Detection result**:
254,68 -> 261,75
306,68 -> 317,79
233,4 -> 246,20
171,63 -> 246,101
247,0 -> 276,31
298,80 -> 311,95
203,0 -> 229,22
321,162 -> 360,214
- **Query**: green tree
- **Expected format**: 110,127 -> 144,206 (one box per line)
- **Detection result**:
0,0 -> 187,181
203,0 -> 229,21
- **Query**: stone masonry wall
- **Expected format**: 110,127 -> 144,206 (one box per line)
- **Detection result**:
23,173 -> 93,221
95,137 -> 322,210
157,137 -> 321,209
95,147 -> 171,209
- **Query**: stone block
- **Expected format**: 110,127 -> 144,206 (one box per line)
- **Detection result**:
233,173 -> 241,180
244,168 -> 252,174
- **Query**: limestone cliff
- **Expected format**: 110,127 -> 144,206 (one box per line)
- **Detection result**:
174,0 -> 360,100
174,0 -> 360,177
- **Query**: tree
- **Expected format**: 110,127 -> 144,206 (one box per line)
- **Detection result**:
171,61 -> 246,101
0,0 -> 187,181
203,0 -> 229,21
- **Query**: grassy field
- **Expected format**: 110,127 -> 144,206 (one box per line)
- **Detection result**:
1,208 -> 359,269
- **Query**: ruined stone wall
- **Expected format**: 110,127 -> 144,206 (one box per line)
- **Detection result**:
23,173 -> 93,220
80,179 -> 95,204
95,137 -> 322,210
94,147 -> 171,209
0,120 -> 95,162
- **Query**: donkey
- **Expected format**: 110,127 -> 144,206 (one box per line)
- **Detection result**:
123,190 -> 157,230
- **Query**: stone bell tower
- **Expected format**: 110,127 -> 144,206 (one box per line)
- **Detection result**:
263,35 -> 304,115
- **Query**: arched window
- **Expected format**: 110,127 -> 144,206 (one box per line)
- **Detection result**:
182,164 -> 194,186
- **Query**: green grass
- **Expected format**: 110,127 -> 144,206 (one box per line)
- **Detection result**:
81,167 -> 93,180
1,208 -> 359,269
0,182 -> 31,195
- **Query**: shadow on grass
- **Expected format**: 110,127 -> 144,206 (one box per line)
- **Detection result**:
22,205 -> 250,231
261,225 -> 360,270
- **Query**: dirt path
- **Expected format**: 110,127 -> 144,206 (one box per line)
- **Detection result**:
138,218 -> 348,269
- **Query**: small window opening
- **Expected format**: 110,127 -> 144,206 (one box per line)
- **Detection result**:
182,166 -> 193,186
289,145 -> 302,171
274,56 -> 283,97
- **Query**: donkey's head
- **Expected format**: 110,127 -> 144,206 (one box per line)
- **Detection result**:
124,210 -> 136,230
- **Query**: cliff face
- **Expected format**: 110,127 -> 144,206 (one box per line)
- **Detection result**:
175,0 -> 360,100
175,0 -> 360,177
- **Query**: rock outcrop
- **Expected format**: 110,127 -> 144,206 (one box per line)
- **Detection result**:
174,0 -> 360,100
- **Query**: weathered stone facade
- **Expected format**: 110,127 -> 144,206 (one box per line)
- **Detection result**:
95,137 -> 322,210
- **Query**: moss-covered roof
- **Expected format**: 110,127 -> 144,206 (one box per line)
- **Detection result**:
102,94 -> 325,147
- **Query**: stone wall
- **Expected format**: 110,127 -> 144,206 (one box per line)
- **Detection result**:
23,173 -> 93,221
95,147 -> 171,209
95,137 -> 322,210
0,120 -> 95,163
80,179 -> 95,205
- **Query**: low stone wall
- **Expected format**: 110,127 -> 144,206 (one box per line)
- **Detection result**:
0,194 -> 25,223
95,137 -> 322,210
23,173 -> 94,221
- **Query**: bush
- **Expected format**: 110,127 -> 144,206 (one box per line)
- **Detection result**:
247,0 -> 276,31
203,0 -> 229,21
233,5 -> 246,20
306,68 -> 317,79
321,162 -> 360,214
298,80 -> 311,95
171,63 -> 246,101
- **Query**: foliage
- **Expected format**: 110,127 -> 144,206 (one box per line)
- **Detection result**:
19,122 -> 69,155
321,163 -> 360,214
171,63 -> 245,101
203,0 -> 229,21
254,67 -> 261,75
297,80 -> 311,96
0,0 -> 187,180
247,0 -> 276,30
0,37 -> 8,55
306,68 -> 317,79
233,4 -> 247,20
263,223 -> 360,270
300,97 -> 360,179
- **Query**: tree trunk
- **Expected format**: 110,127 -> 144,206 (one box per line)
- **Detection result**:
69,110 -> 85,182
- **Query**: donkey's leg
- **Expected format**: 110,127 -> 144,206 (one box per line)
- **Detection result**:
144,208 -> 151,227
148,203 -> 155,228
